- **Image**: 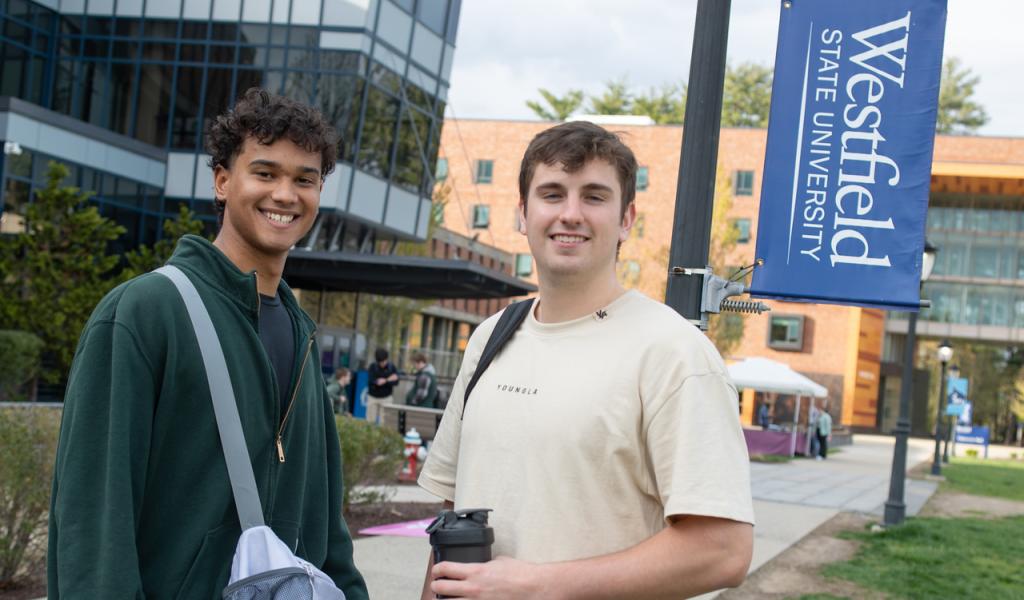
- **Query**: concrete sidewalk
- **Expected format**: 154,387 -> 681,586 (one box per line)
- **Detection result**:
353,434 -> 940,598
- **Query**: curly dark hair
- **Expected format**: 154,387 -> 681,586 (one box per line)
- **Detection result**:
205,87 -> 339,218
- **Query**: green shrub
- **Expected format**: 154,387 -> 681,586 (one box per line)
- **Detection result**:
0,406 -> 61,587
336,415 -> 404,510
965,448 -> 979,458
0,331 -> 44,402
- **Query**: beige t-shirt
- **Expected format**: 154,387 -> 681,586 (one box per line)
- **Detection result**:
419,290 -> 754,562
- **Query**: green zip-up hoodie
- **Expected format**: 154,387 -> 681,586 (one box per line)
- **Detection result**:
48,235 -> 368,600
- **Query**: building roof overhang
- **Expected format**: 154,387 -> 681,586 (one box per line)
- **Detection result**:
283,249 -> 537,299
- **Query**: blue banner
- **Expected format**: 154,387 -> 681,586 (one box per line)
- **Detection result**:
945,376 -> 969,417
751,0 -> 948,310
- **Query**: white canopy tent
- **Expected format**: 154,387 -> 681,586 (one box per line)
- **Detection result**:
728,357 -> 828,456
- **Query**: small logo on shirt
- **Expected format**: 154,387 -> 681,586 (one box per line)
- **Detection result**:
595,309 -> 608,320
495,383 -> 539,395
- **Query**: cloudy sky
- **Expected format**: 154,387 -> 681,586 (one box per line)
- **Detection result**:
445,0 -> 1023,137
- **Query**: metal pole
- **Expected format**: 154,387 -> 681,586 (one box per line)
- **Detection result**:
931,360 -> 948,476
883,311 -> 917,526
664,0 -> 732,323
943,414 -> 952,463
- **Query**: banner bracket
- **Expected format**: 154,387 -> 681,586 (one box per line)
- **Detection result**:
669,265 -> 771,331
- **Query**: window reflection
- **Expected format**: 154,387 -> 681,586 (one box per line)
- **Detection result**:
357,87 -> 399,179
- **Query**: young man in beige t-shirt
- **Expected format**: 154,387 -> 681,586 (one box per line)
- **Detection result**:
419,121 -> 754,599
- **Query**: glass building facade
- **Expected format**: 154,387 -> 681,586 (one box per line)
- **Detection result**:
1,0 -> 459,247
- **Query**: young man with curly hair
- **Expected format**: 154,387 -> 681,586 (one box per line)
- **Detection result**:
419,121 -> 754,599
48,88 -> 368,599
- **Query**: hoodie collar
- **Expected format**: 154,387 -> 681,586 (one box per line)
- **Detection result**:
166,235 -> 315,332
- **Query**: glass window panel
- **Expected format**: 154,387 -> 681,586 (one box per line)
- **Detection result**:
945,243 -> 966,276
472,204 -> 489,228
1015,297 -> 1024,328
114,177 -> 141,206
134,63 -> 173,146
102,203 -> 141,253
82,37 -> 108,58
735,170 -> 754,195
636,166 -> 649,191
208,43 -> 237,64
271,0 -> 289,23
411,22 -> 442,72
282,70 -> 315,103
268,25 -> 287,45
237,45 -> 267,67
8,0 -> 33,21
357,87 -> 399,178
240,23 -> 268,44
116,0 -> 143,17
445,0 -> 460,43
734,218 -> 751,243
241,0 -> 271,23
319,50 -> 364,73
416,0 -> 447,35
291,1 -> 320,26
177,22 -> 207,40
235,68 -> 263,97
263,69 -> 284,94
369,61 -> 401,94
183,0 -> 212,20
6,148 -> 33,178
112,40 -> 139,59
141,41 -> 177,61
970,245 -> 998,279
317,75 -> 362,162
1,46 -> 25,97
5,18 -> 32,45
377,1 -> 412,52
82,60 -> 107,126
970,210 -> 989,232
405,81 -> 432,112
113,17 -> 141,37
201,66 -> 234,137
768,315 -> 803,350
392,107 -> 430,193
179,43 -> 206,62
35,33 -> 52,53
210,22 -> 237,41
267,47 -> 286,67
108,61 -> 136,135
170,66 -> 203,148
146,0 -> 182,18
143,19 -> 178,39
287,47 -> 315,69
212,0 -> 241,21
322,0 -> 369,27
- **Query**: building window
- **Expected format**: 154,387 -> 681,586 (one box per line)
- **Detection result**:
515,253 -> 532,276
767,315 -> 804,351
636,166 -> 649,191
735,170 -> 754,196
472,204 -> 490,228
435,157 -> 448,181
734,218 -> 751,243
474,159 -> 493,184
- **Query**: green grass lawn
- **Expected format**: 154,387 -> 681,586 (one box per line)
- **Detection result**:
749,453 -> 793,463
941,457 -> 1024,502
825,516 -> 1024,598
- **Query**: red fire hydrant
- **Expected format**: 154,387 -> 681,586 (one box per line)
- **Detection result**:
400,428 -> 422,482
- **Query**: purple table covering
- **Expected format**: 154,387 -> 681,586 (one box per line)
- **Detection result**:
744,428 -> 808,456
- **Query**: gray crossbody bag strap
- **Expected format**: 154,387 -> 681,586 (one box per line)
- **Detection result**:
156,265 -> 265,530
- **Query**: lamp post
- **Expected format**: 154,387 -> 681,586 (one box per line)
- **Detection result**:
943,364 -> 961,463
931,340 -> 954,476
883,243 -> 937,526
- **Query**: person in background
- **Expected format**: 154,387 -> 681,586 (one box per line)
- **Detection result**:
326,367 -> 351,414
816,400 -> 833,460
405,352 -> 439,408
758,401 -> 771,430
366,347 -> 398,424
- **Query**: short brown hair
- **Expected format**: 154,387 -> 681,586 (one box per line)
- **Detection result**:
334,367 -> 350,379
411,352 -> 428,364
518,121 -> 638,217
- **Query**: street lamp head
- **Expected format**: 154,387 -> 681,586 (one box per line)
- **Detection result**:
921,241 -> 938,283
937,339 -> 953,364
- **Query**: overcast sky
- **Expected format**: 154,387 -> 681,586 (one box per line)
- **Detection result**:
445,0 -> 1023,137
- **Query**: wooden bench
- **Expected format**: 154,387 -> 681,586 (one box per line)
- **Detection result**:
379,403 -> 446,441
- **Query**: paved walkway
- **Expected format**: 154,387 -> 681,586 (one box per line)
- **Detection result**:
354,433 -> 941,598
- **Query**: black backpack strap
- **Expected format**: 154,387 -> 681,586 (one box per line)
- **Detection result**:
461,299 -> 534,419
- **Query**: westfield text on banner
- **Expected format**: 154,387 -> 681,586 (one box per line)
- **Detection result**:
750,0 -> 948,310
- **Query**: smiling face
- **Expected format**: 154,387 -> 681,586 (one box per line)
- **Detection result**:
519,159 -> 635,287
213,136 -> 322,269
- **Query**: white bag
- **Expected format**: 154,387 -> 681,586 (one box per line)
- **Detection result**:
223,526 -> 345,600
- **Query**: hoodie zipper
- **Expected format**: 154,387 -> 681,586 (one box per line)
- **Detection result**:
276,334 -> 315,463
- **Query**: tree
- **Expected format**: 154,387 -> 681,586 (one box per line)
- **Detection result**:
587,78 -> 633,115
633,83 -> 687,125
0,162 -> 125,383
721,62 -> 773,128
120,206 -> 208,280
526,88 -> 584,121
936,57 -> 989,134
705,166 -> 746,356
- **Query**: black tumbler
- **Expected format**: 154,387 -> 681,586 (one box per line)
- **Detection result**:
426,508 -> 494,598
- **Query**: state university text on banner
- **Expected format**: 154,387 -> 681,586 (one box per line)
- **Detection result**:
750,0 -> 948,310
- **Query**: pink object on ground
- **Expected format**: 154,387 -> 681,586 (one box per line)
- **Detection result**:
359,518 -> 433,538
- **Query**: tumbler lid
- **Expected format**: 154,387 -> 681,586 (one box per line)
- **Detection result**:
426,509 -> 495,547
